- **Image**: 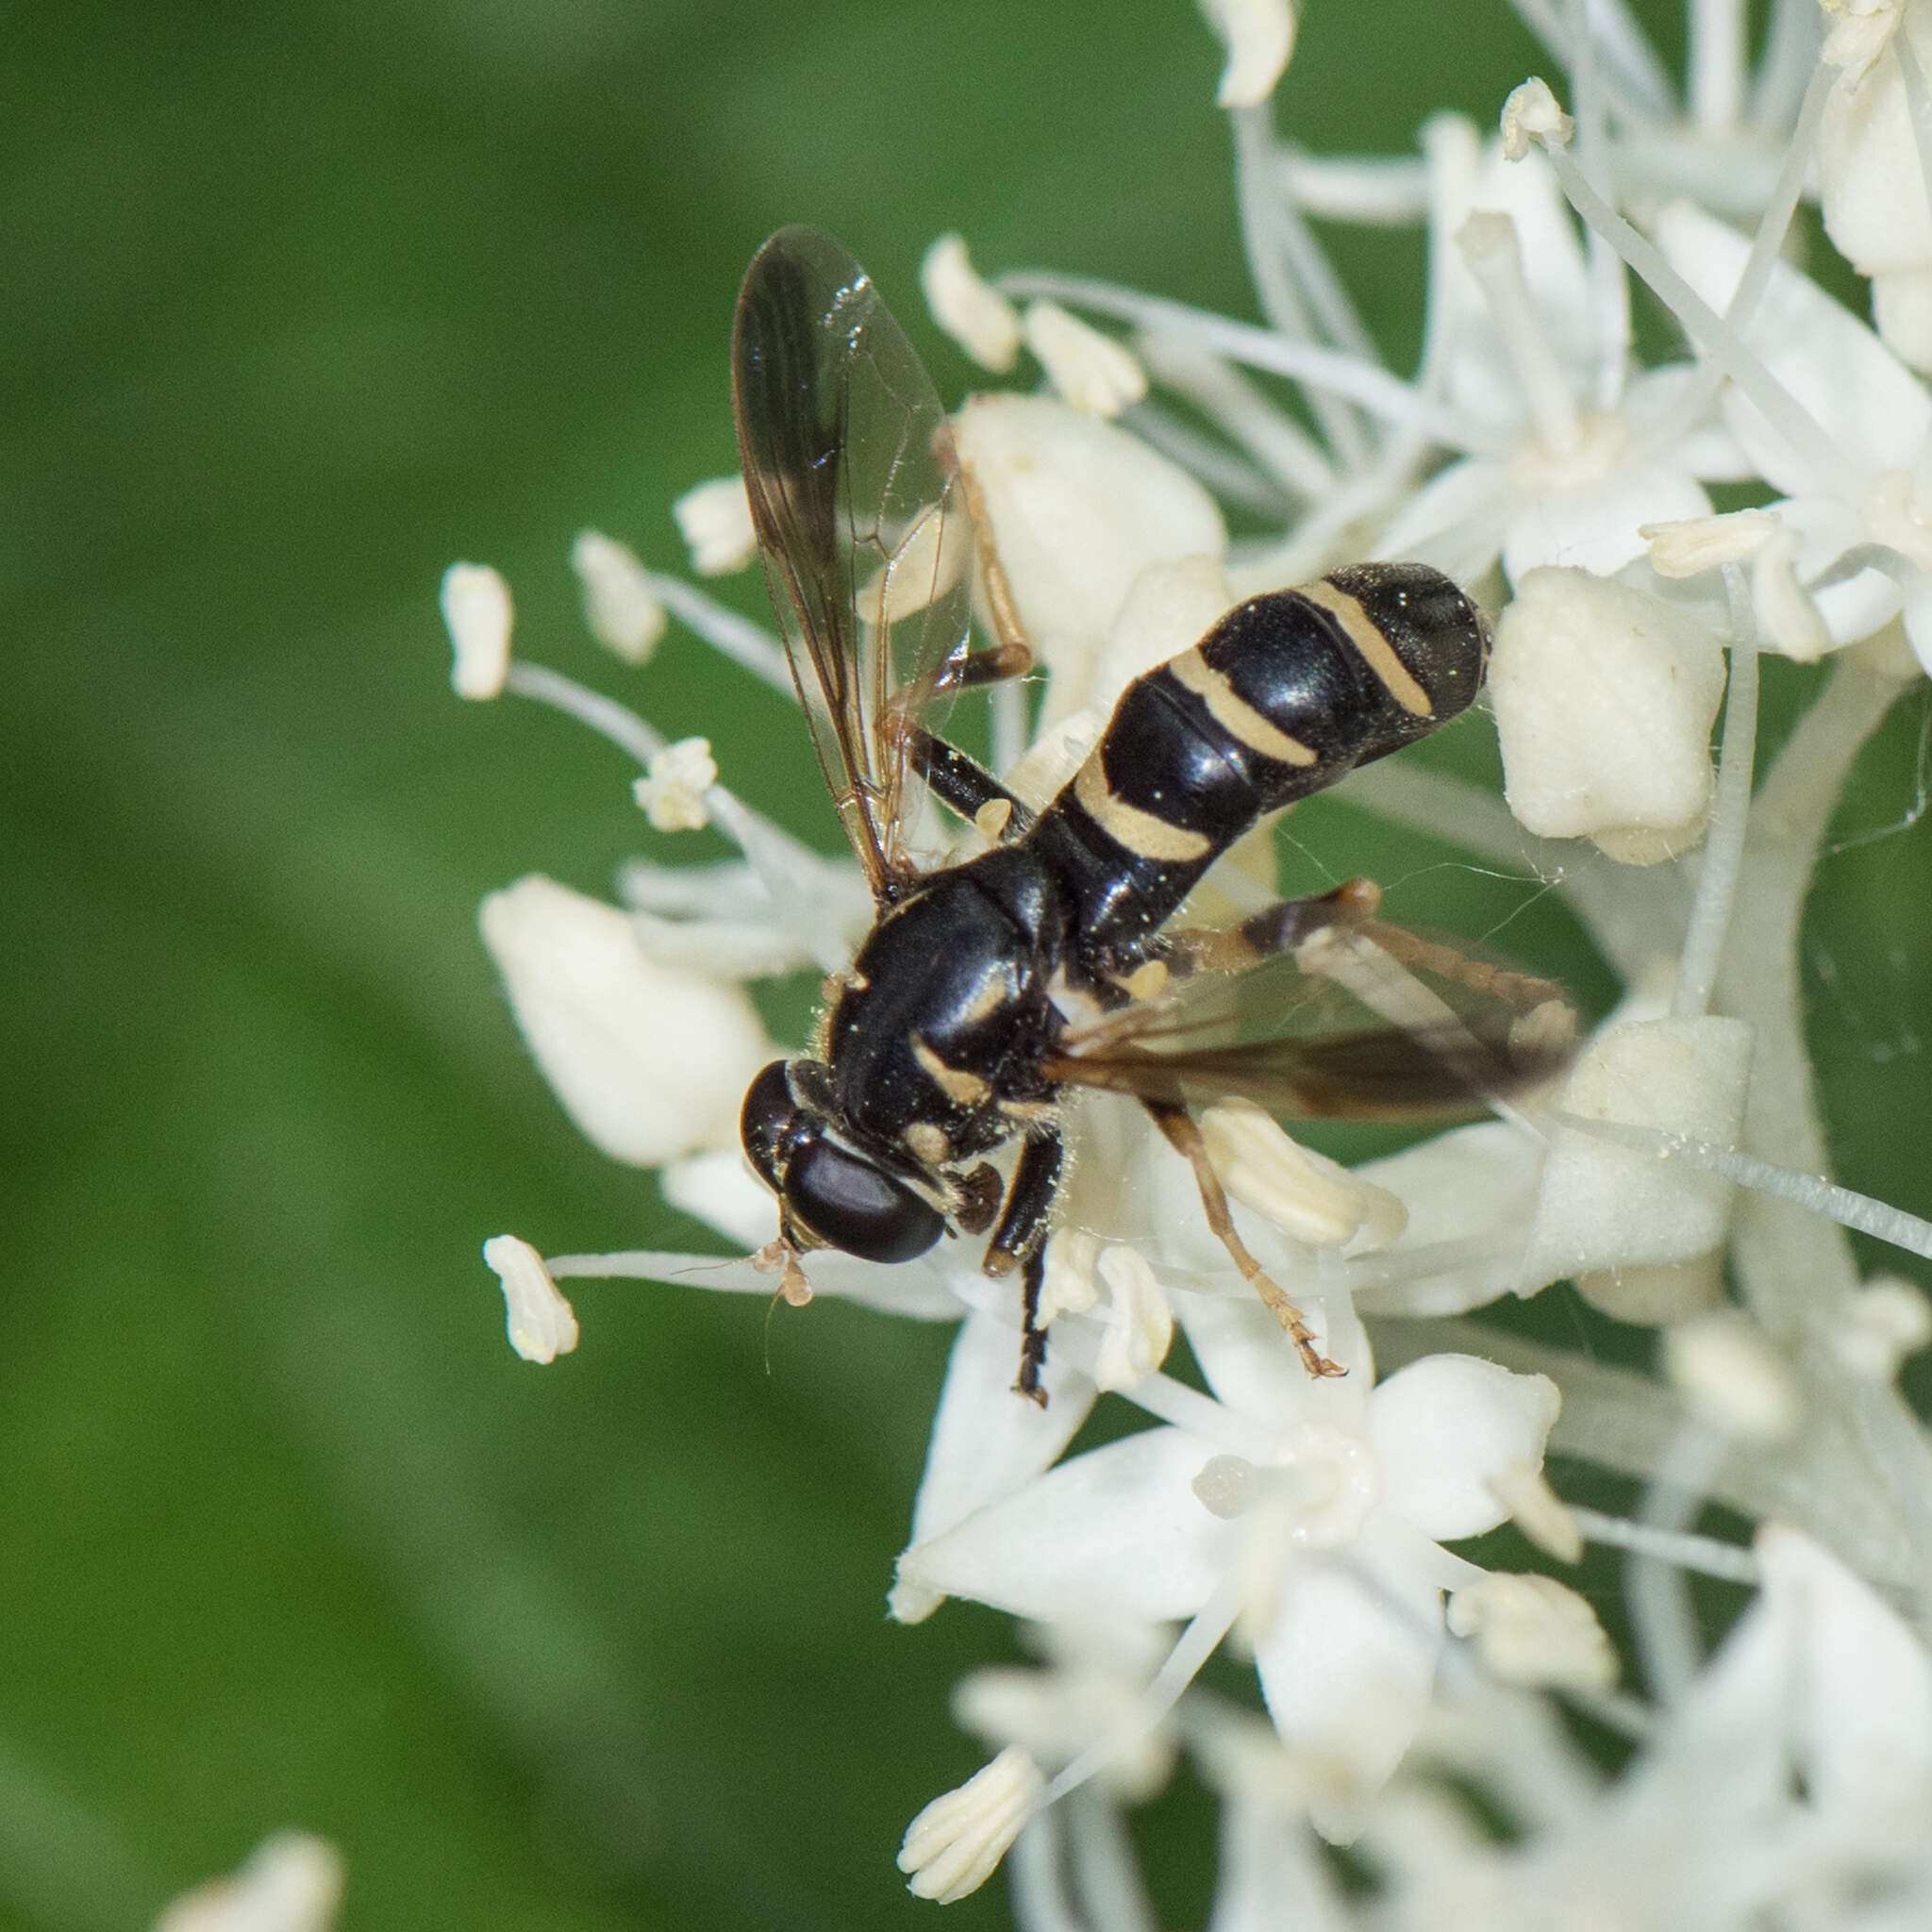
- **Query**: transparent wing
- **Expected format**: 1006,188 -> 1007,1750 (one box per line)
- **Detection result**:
731,225 -> 976,898
1044,916 -> 1578,1120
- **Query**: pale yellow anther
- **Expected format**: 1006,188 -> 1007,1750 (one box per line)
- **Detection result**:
922,234 -> 1022,373
1038,1228 -> 1103,1323
1092,1245 -> 1174,1391
441,561 -> 514,699
633,736 -> 718,832
1023,301 -> 1149,418
1198,0 -> 1297,107
1641,508 -> 1780,577
673,475 -> 758,577
1819,0 -> 1902,78
1447,1573 -> 1618,1690
1500,77 -> 1574,160
571,529 -> 666,664
898,1746 -> 1043,1904
1200,1099 -> 1407,1253
1484,1458 -> 1585,1564
1838,1275 -> 1932,1380
1663,1312 -> 1803,1443
483,1235 -> 580,1364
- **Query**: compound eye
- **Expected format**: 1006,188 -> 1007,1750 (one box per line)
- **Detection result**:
788,1140 -> 945,1263
740,1059 -> 797,1191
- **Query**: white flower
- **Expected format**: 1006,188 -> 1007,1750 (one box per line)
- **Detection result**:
632,734 -> 717,832
895,1295 -> 1559,1841
1655,194 -> 1932,661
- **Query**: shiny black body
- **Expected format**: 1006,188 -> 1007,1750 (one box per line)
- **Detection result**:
745,561 -> 1488,1274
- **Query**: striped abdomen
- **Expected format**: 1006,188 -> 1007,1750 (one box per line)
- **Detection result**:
1026,562 -> 1488,971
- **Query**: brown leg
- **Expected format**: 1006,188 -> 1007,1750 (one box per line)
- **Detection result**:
1015,1244 -> 1049,1407
1143,1101 -> 1344,1378
949,444 -> 1033,670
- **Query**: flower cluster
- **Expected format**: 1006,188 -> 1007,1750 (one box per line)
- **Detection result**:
444,0 -> 1932,1921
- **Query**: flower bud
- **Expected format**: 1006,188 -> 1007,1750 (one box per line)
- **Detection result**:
1491,567 -> 1726,863
1522,1015 -> 1754,1291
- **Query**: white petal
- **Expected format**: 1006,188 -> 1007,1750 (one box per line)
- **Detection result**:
1252,1520 -> 1443,1841
1491,567 -> 1726,861
483,1235 -> 579,1363
893,1303 -> 1097,1622
657,1148 -> 778,1248
1372,458 -> 1510,584
1174,1288 -> 1371,1425
1522,1013 -> 1754,1283
479,875 -> 772,1166
1350,1122 -> 1544,1318
893,1427 -> 1234,1624
1655,197 -> 1932,491
441,561 -> 513,699
1369,1354 -> 1559,1541
1499,461 -> 1711,584
1756,1524 -> 1932,1822
953,394 -> 1225,727
1082,554 -> 1235,718
1818,16 -> 1932,286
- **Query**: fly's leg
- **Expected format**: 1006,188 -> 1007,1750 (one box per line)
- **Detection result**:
1142,1100 -> 1345,1378
1159,877 -> 1382,976
895,721 -> 1035,843
982,1127 -> 1064,1405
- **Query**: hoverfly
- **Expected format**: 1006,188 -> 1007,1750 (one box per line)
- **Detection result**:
731,226 -> 1572,1399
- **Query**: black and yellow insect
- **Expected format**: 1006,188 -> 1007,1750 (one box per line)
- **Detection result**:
732,225 -> 1569,1397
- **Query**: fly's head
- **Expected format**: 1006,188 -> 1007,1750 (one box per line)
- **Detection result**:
741,1058 -> 949,1265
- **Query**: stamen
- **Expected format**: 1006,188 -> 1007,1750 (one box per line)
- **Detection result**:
1200,0 -> 1296,107
1457,208 -> 1583,454
1689,0 -> 1747,134
1446,1572 -> 1618,1690
1041,1572 -> 1245,1807
1231,103 -> 1370,468
922,233 -> 1022,372
1564,1504 -> 1761,1584
1274,147 -> 1428,225
898,1746 -> 1044,1903
642,573 -> 793,695
1556,1112 -> 1932,1264
1024,301 -> 1148,417
483,1235 -> 580,1363
1533,132 -> 1861,497
633,737 -> 718,833
996,272 -> 1484,450
1136,331 -> 1337,500
503,660 -> 664,764
1674,615 -> 1760,1021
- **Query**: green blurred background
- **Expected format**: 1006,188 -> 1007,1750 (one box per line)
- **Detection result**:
9,1 -> 1932,1925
